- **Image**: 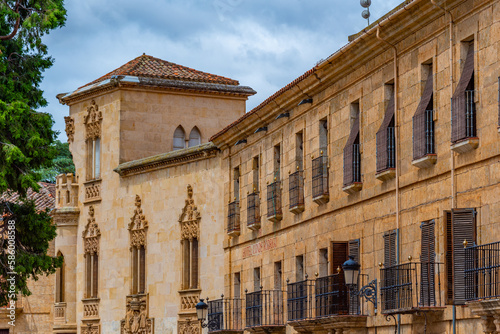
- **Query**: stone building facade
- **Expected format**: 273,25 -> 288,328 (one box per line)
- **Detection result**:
53,0 -> 500,333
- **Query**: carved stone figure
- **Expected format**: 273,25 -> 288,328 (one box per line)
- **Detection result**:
120,293 -> 153,333
83,100 -> 103,140
64,116 -> 75,142
83,205 -> 100,255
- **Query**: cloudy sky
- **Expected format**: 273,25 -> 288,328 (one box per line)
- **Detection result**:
40,0 -> 401,141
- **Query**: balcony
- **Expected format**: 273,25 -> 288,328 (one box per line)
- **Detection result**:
343,143 -> 362,194
289,171 -> 304,214
380,262 -> 444,315
375,126 -> 396,181
412,110 -> 437,168
207,297 -> 243,334
465,241 -> 500,330
54,302 -> 67,324
246,289 -> 285,334
451,90 -> 478,153
227,201 -> 240,237
247,192 -> 261,231
312,156 -> 329,204
267,181 -> 282,223
287,274 -> 366,333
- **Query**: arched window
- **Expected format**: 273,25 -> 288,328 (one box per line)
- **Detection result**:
83,206 -> 100,299
84,100 -> 102,180
173,126 -> 186,151
188,127 -> 201,147
56,251 -> 64,303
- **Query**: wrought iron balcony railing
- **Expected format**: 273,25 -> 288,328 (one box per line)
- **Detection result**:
267,181 -> 282,222
227,201 -> 240,236
287,273 -> 362,323
245,289 -> 285,328
247,192 -> 261,230
465,241 -> 500,301
289,170 -> 304,214
312,155 -> 329,204
464,90 -> 476,138
207,297 -> 243,333
380,262 -> 443,314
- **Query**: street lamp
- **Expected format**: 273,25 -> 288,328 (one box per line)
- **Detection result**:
341,256 -> 377,309
196,298 -> 221,330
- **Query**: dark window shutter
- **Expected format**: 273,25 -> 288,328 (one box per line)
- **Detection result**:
413,72 -> 434,160
331,242 -> 348,279
445,211 -> 454,303
452,44 -> 475,143
139,246 -> 146,293
376,92 -> 395,173
92,253 -> 99,298
383,230 -> 397,267
191,238 -> 199,289
348,239 -> 360,263
343,117 -> 360,186
420,220 -> 435,306
348,239 -> 360,314
452,208 -> 476,304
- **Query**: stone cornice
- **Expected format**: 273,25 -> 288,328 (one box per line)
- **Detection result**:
58,76 -> 256,106
114,142 -> 219,177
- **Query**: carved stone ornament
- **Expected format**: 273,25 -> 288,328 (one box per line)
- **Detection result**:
178,320 -> 200,334
129,195 -> 148,248
179,185 -> 200,240
64,116 -> 75,142
82,322 -> 100,334
83,206 -> 100,255
120,294 -> 154,334
84,100 -> 102,140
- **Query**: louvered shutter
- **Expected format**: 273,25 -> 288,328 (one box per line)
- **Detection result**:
452,44 -> 475,143
343,117 -> 360,185
92,254 -> 99,298
452,208 -> 476,304
139,246 -> 146,293
348,239 -> 360,314
384,230 -> 397,267
376,93 -> 395,172
348,239 -> 360,263
413,72 -> 434,160
445,211 -> 454,303
420,221 -> 435,306
191,238 -> 199,289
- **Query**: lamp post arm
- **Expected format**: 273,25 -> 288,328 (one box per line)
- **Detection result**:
358,279 -> 377,307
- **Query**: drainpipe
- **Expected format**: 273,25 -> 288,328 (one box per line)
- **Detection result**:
376,26 -> 400,334
430,2 -> 456,333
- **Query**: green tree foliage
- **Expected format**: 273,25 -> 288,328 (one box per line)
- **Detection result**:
38,140 -> 75,183
0,0 -> 66,306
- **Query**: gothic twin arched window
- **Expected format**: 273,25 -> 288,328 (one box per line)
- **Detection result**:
173,126 -> 201,151
84,100 -> 102,180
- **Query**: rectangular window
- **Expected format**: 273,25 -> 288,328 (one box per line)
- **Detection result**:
290,134 -> 305,213
273,144 -> 281,181
383,230 -> 397,267
319,118 -> 328,153
233,167 -> 240,202
274,261 -> 282,290
295,131 -> 304,171
234,272 -> 241,299
87,138 -> 101,180
376,85 -> 396,173
313,119 -> 329,203
344,102 -> 361,186
182,240 -> 190,289
296,255 -> 304,282
93,253 -> 99,297
319,248 -> 328,277
452,42 -> 475,143
254,267 -> 261,291
446,209 -> 476,304
86,254 -> 92,298
252,157 -> 259,193
413,64 -> 435,160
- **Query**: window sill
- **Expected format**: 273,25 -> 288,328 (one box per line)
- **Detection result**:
227,229 -> 240,237
248,221 -> 261,231
375,168 -> 396,181
312,194 -> 329,205
451,137 -> 479,154
289,204 -> 305,214
84,179 -> 102,204
412,154 -> 437,169
267,212 -> 282,223
342,182 -> 363,195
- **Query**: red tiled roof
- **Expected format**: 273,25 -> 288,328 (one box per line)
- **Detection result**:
0,183 -> 56,212
79,54 -> 239,89
210,67 -> 316,142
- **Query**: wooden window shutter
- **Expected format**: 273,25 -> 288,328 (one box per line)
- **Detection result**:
420,220 -> 435,306
331,242 -> 348,280
92,253 -> 99,298
413,72 -> 434,160
343,117 -> 360,186
191,238 -> 199,289
451,44 -> 475,143
452,208 -> 476,304
445,211 -> 454,303
86,254 -> 92,298
383,230 -> 397,267
348,239 -> 360,263
376,92 -> 395,173
348,239 -> 360,314
139,246 -> 146,293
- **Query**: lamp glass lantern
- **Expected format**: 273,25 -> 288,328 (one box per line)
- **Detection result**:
196,299 -> 208,321
342,255 -> 360,286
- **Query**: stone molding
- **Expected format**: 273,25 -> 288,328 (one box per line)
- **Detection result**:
84,100 -> 102,140
178,319 -> 201,334
82,298 -> 100,319
120,294 -> 154,334
179,185 -> 200,241
83,206 -> 100,255
129,195 -> 148,248
64,116 -> 75,142
84,179 -> 102,204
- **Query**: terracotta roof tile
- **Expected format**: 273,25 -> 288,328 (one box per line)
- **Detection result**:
0,183 -> 56,212
79,54 -> 239,90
